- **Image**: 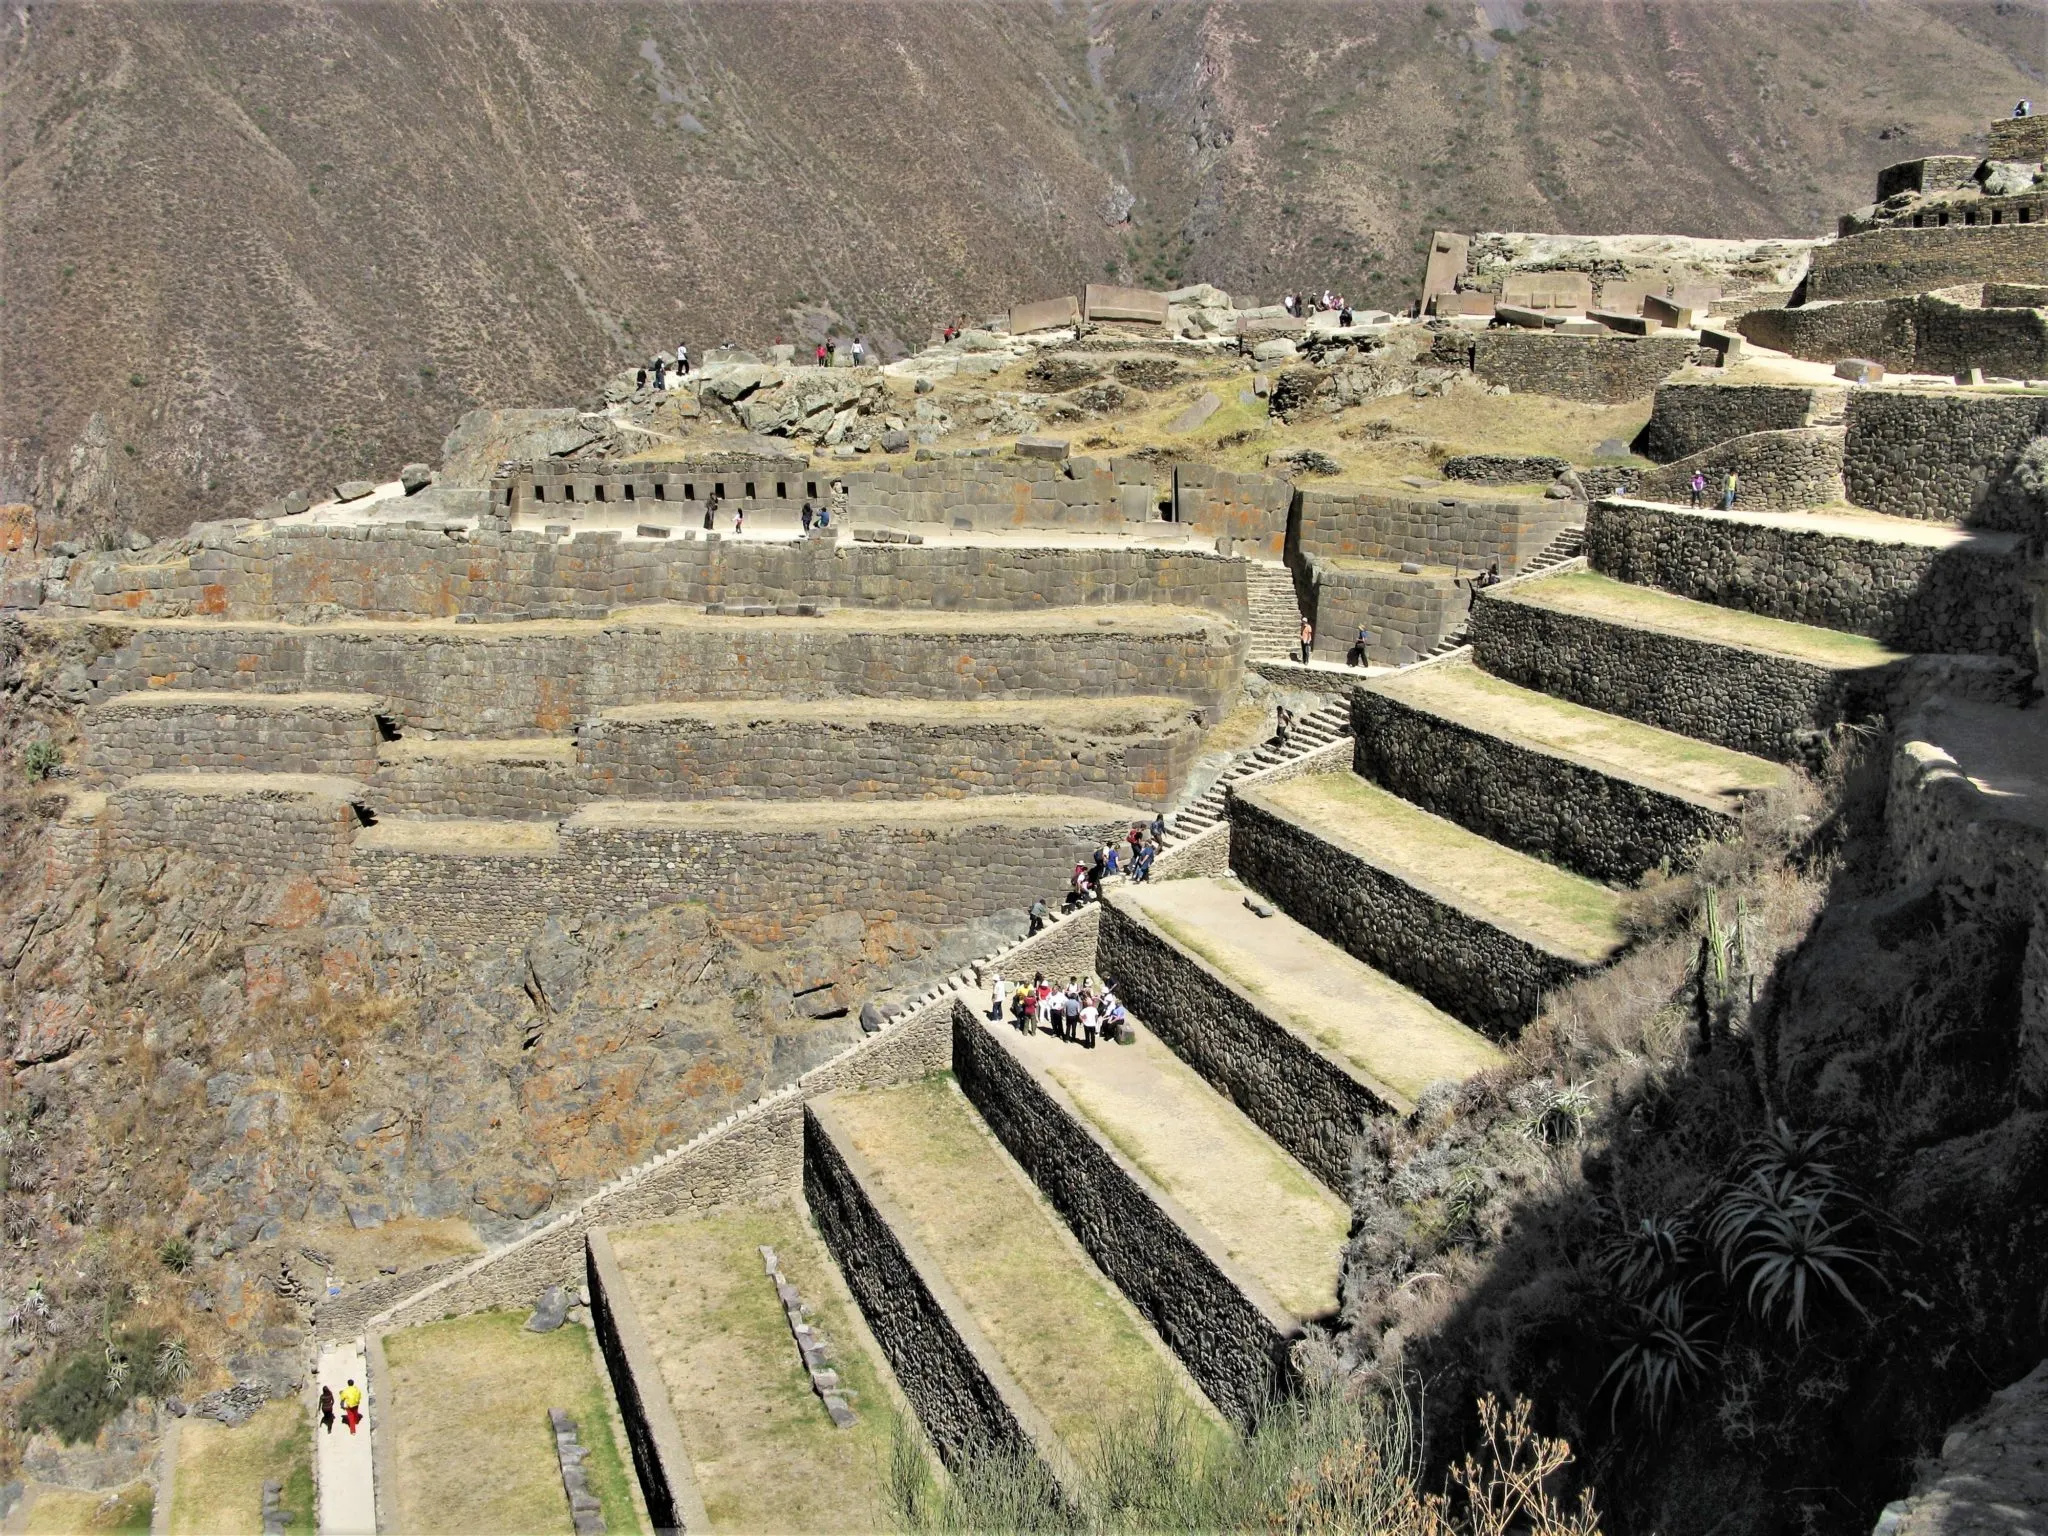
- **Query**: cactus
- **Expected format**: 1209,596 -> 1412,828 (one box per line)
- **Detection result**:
1693,889 -> 1756,1047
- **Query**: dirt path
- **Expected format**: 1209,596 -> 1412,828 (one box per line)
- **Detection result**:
1372,656 -> 1787,805
1119,878 -> 1506,1106
1001,1009 -> 1348,1318
314,1342 -> 376,1536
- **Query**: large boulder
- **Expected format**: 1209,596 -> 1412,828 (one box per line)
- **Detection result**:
439,408 -> 596,485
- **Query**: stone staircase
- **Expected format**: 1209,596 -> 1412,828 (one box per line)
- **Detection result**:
1414,521 -> 1588,663
1243,561 -> 1305,658
1164,696 -> 1351,842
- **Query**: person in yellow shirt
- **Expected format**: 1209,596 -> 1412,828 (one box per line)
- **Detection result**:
338,1378 -> 364,1435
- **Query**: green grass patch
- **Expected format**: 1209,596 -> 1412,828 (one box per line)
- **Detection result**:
169,1401 -> 313,1536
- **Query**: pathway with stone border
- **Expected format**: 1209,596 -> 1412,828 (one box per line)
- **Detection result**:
314,1341 -> 377,1536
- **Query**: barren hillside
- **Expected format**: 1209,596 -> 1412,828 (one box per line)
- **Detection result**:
2,0 -> 2042,534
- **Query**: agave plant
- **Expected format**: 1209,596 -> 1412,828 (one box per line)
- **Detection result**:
1597,1213 -> 1697,1301
1707,1121 -> 1884,1339
156,1335 -> 191,1387
1519,1080 -> 1596,1145
1598,1281 -> 1718,1429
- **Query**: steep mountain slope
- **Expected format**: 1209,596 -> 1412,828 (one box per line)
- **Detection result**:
1,0 -> 2041,536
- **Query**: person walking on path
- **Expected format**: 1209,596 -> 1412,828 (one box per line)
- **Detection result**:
1028,896 -> 1048,935
636,366 -> 648,392
851,338 -> 866,366
320,1384 -> 336,1435
652,356 -> 667,391
703,490 -> 718,532
815,341 -> 829,368
1298,616 -> 1314,665
1722,470 -> 1739,511
1150,811 -> 1166,845
801,502 -> 815,535
733,504 -> 745,536
1689,470 -> 1706,507
1350,623 -> 1370,668
339,1378 -> 364,1435
988,970 -> 1004,1022
676,342 -> 690,376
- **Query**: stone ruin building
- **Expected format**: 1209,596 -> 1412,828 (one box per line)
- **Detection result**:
6,114 -> 2048,1536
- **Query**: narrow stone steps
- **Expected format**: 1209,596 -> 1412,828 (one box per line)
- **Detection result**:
1355,653 -> 1790,881
1228,771 -> 1628,1036
1164,700 -> 1353,842
1411,523 -> 1585,663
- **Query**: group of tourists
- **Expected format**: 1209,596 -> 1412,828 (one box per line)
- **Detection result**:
1282,291 -> 1357,327
812,337 -> 869,367
635,343 -> 692,393
1024,817 -> 1169,928
1685,470 -> 1740,511
990,971 -> 1128,1049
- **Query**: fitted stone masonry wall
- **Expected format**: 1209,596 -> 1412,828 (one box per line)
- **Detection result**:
1349,682 -> 1735,883
1294,487 -> 1575,570
841,455 -> 1159,532
368,741 -> 586,820
106,774 -> 366,881
83,613 -> 1245,732
1636,382 -> 1846,463
82,692 -> 382,782
1803,223 -> 2048,301
1633,429 -> 1847,511
1306,562 -> 1462,667
1095,897 -> 1393,1186
1172,466 -> 1295,560
951,1007 -> 1295,1425
577,704 -> 1201,808
1587,500 -> 2034,660
353,802 -> 1136,945
1463,332 -> 1700,404
1737,294 -> 2048,381
1842,390 -> 2048,524
52,525 -> 1248,625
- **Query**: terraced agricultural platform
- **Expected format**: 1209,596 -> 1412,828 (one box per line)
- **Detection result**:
805,1076 -> 1222,1482
1114,877 -> 1504,1114
1473,568 -> 1912,760
1356,653 -> 1789,879
1230,771 -> 1628,1035
606,1208 -> 910,1533
992,1011 -> 1350,1320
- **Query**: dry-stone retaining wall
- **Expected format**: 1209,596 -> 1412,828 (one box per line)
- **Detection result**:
1294,488 -> 1575,571
1469,584 -> 1896,762
1307,562 -> 1461,667
85,615 -> 1245,731
577,708 -> 1201,808
1349,683 -> 1733,883
1803,224 -> 2048,301
1636,382 -> 1846,463
1095,897 -> 1392,1186
1227,786 -> 1587,1037
584,1231 -> 709,1535
1634,429 -> 1846,511
82,694 -> 380,782
1587,500 -> 2034,659
1842,390 -> 2048,522
355,808 -> 1136,946
1172,466 -> 1295,560
510,453 -> 812,526
951,1007 -> 1294,1424
842,455 -> 1158,532
801,1099 -> 1050,1477
53,526 -> 1247,624
368,744 -> 587,820
1464,332 -> 1699,403
106,776 -> 364,880
1737,294 -> 2048,380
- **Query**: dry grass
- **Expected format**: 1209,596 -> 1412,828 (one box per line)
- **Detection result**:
828,1076 -> 1223,1458
1513,571 -> 1904,668
21,1483 -> 153,1535
609,1206 -> 911,1533
381,1311 -> 642,1535
168,1401 -> 314,1536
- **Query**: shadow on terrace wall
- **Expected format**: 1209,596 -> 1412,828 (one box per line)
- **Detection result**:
1368,522 -> 2047,1534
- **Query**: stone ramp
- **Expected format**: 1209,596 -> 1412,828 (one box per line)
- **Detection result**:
1112,877 -> 1504,1116
805,1077 -> 1222,1485
979,996 -> 1350,1320
1231,773 -> 1627,1036
605,1206 -> 911,1534
1357,654 -> 1788,881
1587,497 -> 2033,661
1472,568 -> 1918,761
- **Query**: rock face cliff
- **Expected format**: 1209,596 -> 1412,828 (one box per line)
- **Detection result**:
3,1 -> 2041,536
